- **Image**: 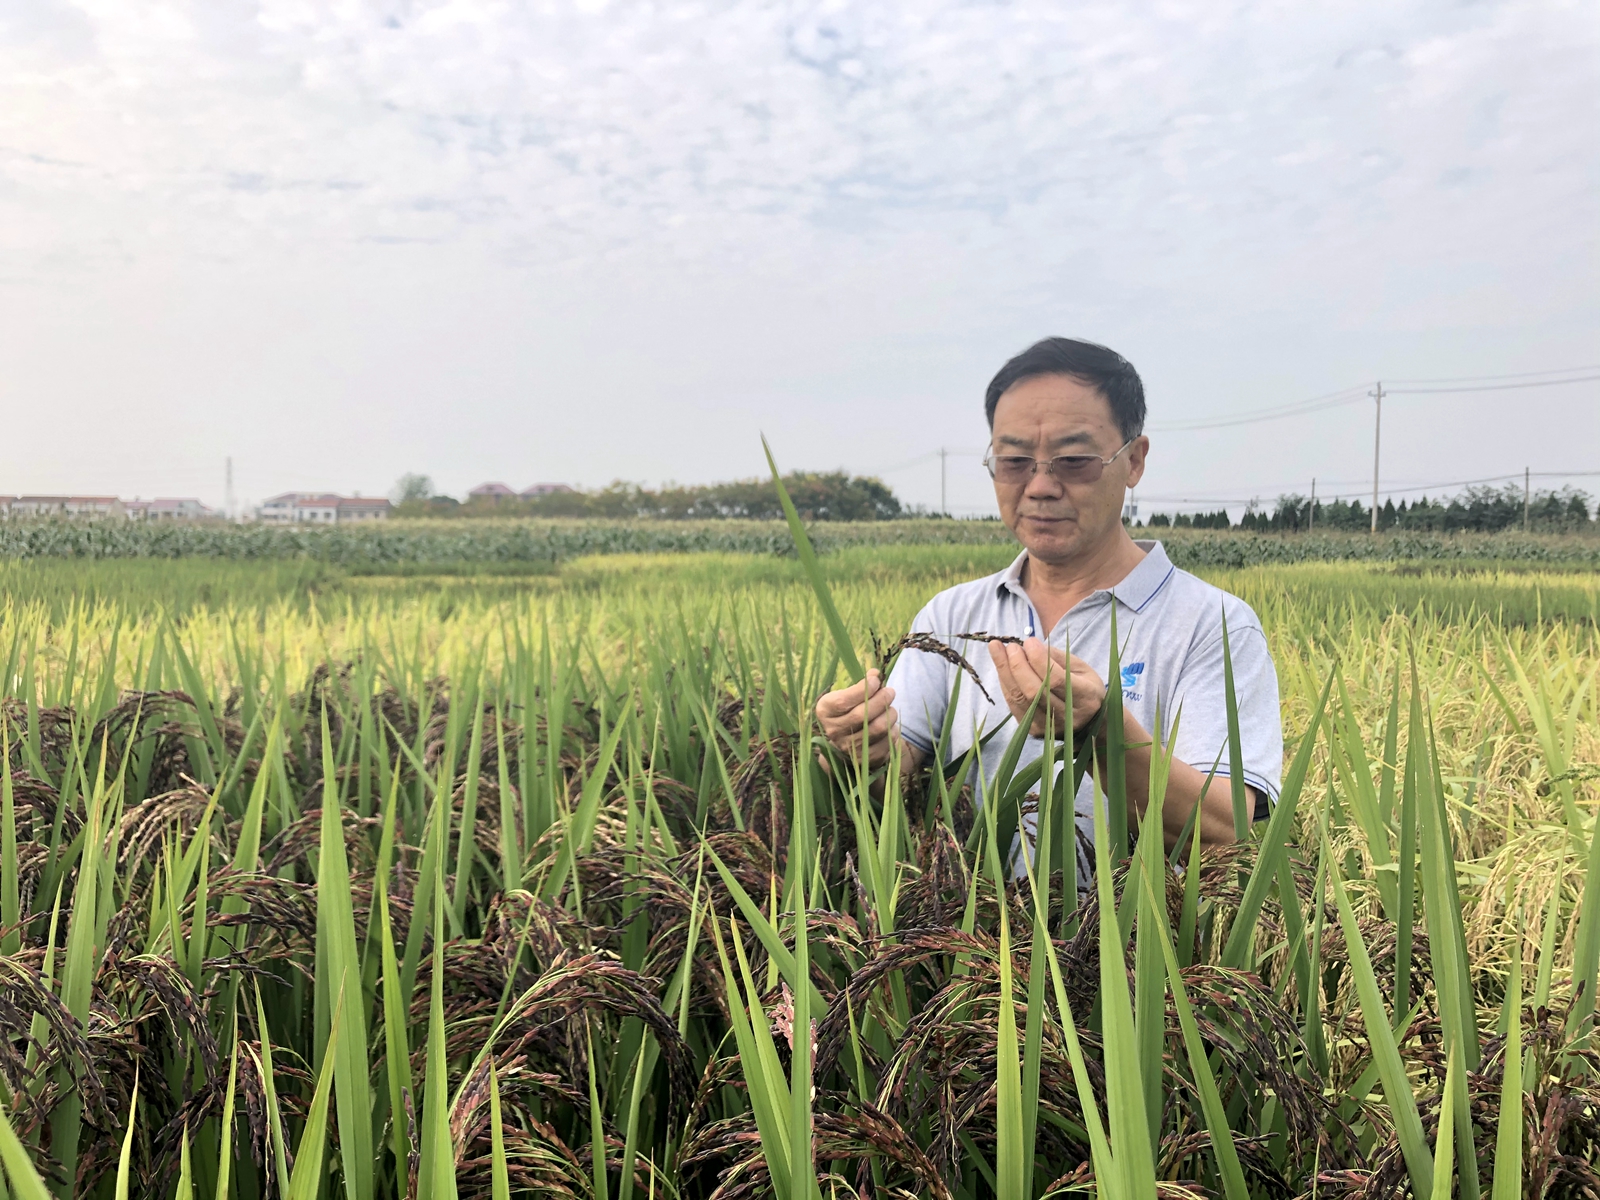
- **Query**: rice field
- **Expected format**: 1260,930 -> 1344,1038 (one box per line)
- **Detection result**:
0,548 -> 1594,1198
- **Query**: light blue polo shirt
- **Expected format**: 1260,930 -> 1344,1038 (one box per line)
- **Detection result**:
887,540 -> 1283,857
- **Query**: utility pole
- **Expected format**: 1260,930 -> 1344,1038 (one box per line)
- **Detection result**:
939,447 -> 948,516
1524,466 -> 1530,532
225,456 -> 235,521
1369,381 -> 1383,533
1309,478 -> 1316,532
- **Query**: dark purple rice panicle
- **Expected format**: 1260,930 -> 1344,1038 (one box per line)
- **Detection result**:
953,630 -> 1025,646
871,631 -> 995,702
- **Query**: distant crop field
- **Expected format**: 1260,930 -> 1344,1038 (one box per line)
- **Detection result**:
0,551 -> 1594,1195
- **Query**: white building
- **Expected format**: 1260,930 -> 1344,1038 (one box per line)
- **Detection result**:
258,492 -> 392,524
520,483 -> 576,498
125,498 -> 215,521
3,495 -> 125,518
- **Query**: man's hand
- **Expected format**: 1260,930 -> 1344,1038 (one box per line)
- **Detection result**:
815,669 -> 904,768
989,638 -> 1106,737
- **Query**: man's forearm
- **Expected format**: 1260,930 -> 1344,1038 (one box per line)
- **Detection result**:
1098,709 -> 1241,850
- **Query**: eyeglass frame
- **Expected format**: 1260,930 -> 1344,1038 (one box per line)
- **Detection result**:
982,438 -> 1137,486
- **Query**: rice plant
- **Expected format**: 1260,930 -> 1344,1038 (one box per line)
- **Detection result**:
0,544 -> 1593,1197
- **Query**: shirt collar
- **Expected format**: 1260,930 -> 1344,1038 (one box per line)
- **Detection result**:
994,540 -> 1176,615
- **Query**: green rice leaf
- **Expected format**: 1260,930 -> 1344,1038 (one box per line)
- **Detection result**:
704,844 -> 826,1014
1091,767 -> 1158,1199
175,1125 -> 193,1200
0,732 -> 19,957
316,713 -> 375,1200
1491,947 -> 1523,1200
709,913 -> 793,1200
113,1077 -> 138,1200
1431,1047 -> 1458,1200
1137,865 -> 1249,1200
252,985 -> 293,1199
288,1013 -> 343,1200
0,1097 -> 50,1200
1569,772 -> 1600,1043
489,1062 -> 511,1200
419,800 -> 458,1200
586,1023 -> 609,1200
763,437 -> 864,681
1220,610 -> 1249,840
1323,822 -> 1433,1195
215,1036 -> 240,1200
1220,667 -> 1334,970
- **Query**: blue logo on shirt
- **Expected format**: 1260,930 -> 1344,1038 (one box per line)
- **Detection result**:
1120,661 -> 1145,701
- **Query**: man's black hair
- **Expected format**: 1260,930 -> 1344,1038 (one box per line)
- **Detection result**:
984,337 -> 1146,441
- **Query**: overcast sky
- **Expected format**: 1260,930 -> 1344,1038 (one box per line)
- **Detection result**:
3,0 -> 1596,517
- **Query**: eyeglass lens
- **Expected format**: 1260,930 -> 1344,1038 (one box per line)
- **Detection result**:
989,455 -> 1106,484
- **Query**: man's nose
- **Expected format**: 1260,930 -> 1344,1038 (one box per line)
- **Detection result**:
1023,465 -> 1064,499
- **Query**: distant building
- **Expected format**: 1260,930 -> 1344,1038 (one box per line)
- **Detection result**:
258,492 -> 391,524
3,495 -> 125,519
260,493 -> 337,524
520,483 -> 576,497
125,498 -> 215,521
337,496 -> 391,522
469,482 -> 518,502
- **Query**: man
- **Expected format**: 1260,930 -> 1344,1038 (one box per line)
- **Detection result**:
815,337 -> 1282,859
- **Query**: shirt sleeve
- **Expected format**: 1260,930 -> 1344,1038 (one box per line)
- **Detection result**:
1166,609 -> 1284,810
885,603 -> 950,758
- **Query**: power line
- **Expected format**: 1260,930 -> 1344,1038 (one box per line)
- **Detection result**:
1148,386 -> 1369,433
1384,363 -> 1600,384
1386,374 -> 1600,394
874,451 -> 941,474
869,449 -> 984,476
1148,368 -> 1598,432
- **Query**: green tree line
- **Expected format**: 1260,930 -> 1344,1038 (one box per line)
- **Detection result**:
1145,483 -> 1595,534
395,471 -> 906,521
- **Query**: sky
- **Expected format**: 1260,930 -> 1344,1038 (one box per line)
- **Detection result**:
2,0 -> 1597,518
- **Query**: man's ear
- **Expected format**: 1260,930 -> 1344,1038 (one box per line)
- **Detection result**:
1125,436 -> 1150,488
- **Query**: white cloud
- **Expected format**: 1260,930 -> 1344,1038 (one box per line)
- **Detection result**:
0,0 -> 1595,512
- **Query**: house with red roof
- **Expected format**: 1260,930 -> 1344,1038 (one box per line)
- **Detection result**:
258,492 -> 391,524
468,482 -> 518,503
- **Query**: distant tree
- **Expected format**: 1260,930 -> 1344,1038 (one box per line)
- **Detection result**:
393,473 -> 434,505
1271,494 -> 1309,531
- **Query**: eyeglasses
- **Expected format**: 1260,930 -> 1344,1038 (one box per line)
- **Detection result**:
983,439 -> 1135,486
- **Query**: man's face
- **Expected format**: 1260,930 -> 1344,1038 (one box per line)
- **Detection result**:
989,373 -> 1148,564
